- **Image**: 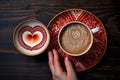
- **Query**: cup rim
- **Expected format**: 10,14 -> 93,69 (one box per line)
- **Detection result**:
58,21 -> 93,56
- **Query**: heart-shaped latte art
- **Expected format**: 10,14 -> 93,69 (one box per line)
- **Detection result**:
18,26 -> 47,50
22,31 -> 43,47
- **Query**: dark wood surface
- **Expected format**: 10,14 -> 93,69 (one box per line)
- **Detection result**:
0,0 -> 120,80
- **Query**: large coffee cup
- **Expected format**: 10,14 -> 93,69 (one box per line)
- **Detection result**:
58,21 -> 100,56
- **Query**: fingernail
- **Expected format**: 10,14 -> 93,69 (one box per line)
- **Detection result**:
65,57 -> 68,61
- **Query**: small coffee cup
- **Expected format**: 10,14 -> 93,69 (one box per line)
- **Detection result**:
13,19 -> 50,56
58,21 -> 100,56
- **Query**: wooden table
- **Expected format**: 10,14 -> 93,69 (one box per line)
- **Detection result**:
0,0 -> 120,80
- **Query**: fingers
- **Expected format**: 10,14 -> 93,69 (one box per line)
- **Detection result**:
53,49 -> 63,73
65,57 -> 76,75
48,49 -> 63,75
48,50 -> 55,74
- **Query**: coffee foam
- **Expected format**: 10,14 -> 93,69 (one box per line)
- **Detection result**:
22,31 -> 43,47
13,20 -> 50,56
60,23 -> 92,55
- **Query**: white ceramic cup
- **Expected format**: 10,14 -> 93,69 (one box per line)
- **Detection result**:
58,21 -> 100,56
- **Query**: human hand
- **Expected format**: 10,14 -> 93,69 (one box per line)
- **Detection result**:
48,49 -> 78,80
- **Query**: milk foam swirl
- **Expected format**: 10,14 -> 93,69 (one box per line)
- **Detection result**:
60,23 -> 92,54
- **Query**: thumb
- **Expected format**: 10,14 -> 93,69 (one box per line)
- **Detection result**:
64,57 -> 76,74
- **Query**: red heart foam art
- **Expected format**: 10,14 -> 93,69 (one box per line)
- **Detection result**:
23,31 -> 43,47
26,33 -> 41,44
18,26 -> 47,50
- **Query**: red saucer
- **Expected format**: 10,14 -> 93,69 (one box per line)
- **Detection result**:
47,9 -> 107,72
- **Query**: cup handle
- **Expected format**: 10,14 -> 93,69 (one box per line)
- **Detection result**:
91,26 -> 100,33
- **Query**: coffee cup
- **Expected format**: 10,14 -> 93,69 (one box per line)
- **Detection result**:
13,19 -> 50,56
58,21 -> 100,56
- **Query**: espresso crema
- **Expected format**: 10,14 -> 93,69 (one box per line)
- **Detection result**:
60,23 -> 92,54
